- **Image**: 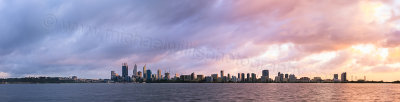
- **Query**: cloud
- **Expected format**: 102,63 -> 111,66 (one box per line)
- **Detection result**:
0,0 -> 400,81
0,72 -> 9,78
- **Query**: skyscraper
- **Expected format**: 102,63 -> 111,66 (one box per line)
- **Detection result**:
138,71 -> 142,78
165,72 -> 170,80
334,74 -> 339,80
157,69 -> 161,80
251,73 -> 256,82
220,70 -> 224,78
227,73 -> 231,81
133,64 -> 138,77
262,70 -> 269,79
111,71 -> 116,80
247,73 -> 250,82
238,73 -> 241,81
341,72 -> 347,82
241,73 -> 245,82
143,64 -> 147,80
191,72 -> 196,80
122,63 -> 128,78
146,69 -> 152,81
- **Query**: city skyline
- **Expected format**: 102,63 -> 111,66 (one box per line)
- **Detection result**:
1,1 -> 400,82
110,63 -> 386,83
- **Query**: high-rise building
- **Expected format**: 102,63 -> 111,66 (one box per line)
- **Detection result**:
238,73 -> 241,81
289,74 -> 296,82
341,72 -> 347,82
138,71 -> 142,78
247,73 -> 250,82
133,64 -> 138,77
111,71 -> 116,80
191,72 -> 196,80
143,64 -> 147,80
211,74 -> 218,82
146,69 -> 152,81
122,63 -> 128,78
220,70 -> 224,78
285,74 -> 288,79
241,73 -> 245,82
334,74 -> 338,80
227,73 -> 231,81
251,73 -> 256,82
157,69 -> 162,80
165,72 -> 170,80
262,70 -> 269,78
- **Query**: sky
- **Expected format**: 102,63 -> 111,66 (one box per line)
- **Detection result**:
1,0 -> 400,81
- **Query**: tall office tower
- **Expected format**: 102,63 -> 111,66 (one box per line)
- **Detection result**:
341,72 -> 347,82
247,73 -> 250,82
138,71 -> 142,78
251,73 -> 256,82
111,71 -> 116,80
165,72 -> 170,80
285,74 -> 288,79
261,70 -> 269,82
262,70 -> 269,78
334,74 -> 339,80
238,73 -> 241,81
133,64 -> 138,77
122,63 -> 129,78
146,69 -> 152,81
191,72 -> 196,80
241,73 -> 245,82
143,64 -> 147,80
157,69 -> 162,80
278,72 -> 284,82
220,70 -> 224,78
227,73 -> 231,81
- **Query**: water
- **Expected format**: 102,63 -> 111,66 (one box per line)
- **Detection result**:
1,83 -> 399,102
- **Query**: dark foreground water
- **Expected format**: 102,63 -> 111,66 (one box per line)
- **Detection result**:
1,83 -> 400,102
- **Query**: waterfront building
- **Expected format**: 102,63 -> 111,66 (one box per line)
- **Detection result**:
238,73 -> 241,82
241,73 -> 245,82
247,73 -> 250,82
157,69 -> 162,80
211,74 -> 218,82
231,76 -> 237,82
122,63 -> 128,78
197,75 -> 204,81
146,69 -> 152,81
220,70 -> 224,78
133,64 -> 138,77
227,73 -> 231,81
312,77 -> 322,83
111,71 -> 117,80
138,71 -> 142,78
262,70 -> 269,79
181,75 -> 191,81
174,73 -> 179,80
299,77 -> 310,82
288,74 -> 297,82
341,72 -> 347,82
205,76 -> 213,83
165,72 -> 170,80
251,73 -> 256,82
143,64 -> 147,80
191,72 -> 196,80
